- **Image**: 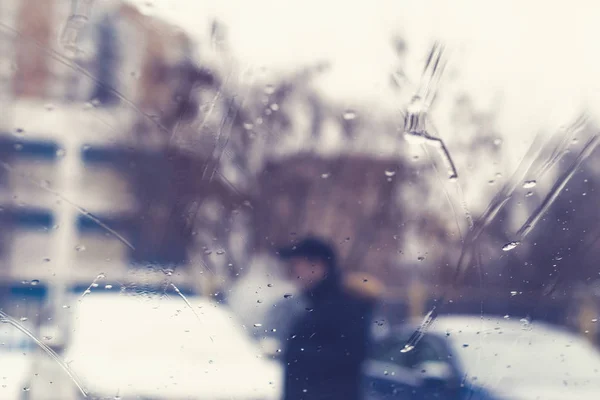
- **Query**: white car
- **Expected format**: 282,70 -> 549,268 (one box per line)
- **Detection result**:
62,291 -> 282,400
0,322 -> 33,400
365,315 -> 600,400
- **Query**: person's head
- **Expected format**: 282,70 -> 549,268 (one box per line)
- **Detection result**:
278,237 -> 338,291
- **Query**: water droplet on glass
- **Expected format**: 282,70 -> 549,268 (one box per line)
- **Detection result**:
105,284 -> 113,290
592,318 -> 598,323
253,323 -> 263,327
43,258 -> 51,262
321,172 -> 330,179
31,280 -> 40,286
510,291 -> 518,296
22,387 -> 30,392
493,138 -> 502,146
523,180 -> 537,189
417,256 -> 425,261
267,283 -> 273,288
270,103 -> 279,111
15,128 -> 25,135
216,250 -> 225,255
384,169 -> 396,177
75,244 -> 86,252
400,344 -> 414,353
502,241 -> 520,252
525,191 -> 533,197
204,250 -> 212,255
14,143 -> 23,151
20,317 -> 28,322
91,283 -> 99,288
56,149 -> 66,158
342,110 -> 357,120
243,122 -> 254,130
503,315 -> 510,319
462,344 -> 469,348
264,84 -> 275,94
43,336 -> 52,341
44,103 -> 55,111
284,294 -> 293,299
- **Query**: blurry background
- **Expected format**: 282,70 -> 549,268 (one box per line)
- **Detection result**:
1,0 -> 600,399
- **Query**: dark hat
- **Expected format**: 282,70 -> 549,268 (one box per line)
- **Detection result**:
278,236 -> 337,269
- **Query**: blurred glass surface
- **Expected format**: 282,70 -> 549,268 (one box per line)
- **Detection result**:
2,1 -> 600,399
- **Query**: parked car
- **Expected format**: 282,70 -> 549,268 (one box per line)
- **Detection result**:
363,315 -> 600,400
62,291 -> 282,400
0,322 -> 33,400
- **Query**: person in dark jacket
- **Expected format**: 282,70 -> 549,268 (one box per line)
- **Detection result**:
278,237 -> 381,400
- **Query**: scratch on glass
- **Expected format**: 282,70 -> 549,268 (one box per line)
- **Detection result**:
0,311 -> 88,397
79,273 -> 106,301
169,283 -> 214,342
403,42 -> 458,180
0,162 -> 134,250
512,134 -> 599,242
60,0 -> 95,56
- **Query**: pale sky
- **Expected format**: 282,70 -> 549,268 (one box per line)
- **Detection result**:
130,0 -> 600,120
128,0 -> 600,171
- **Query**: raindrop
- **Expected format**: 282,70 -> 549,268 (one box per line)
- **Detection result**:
204,250 -> 212,255
510,291 -> 518,296
305,308 -> 314,312
321,172 -> 330,179
384,169 -> 396,177
43,258 -> 51,262
216,250 -> 225,255
502,241 -> 520,252
462,344 -> 469,348
417,256 -> 425,261
15,128 -> 25,135
43,336 -> 52,341
31,280 -> 40,286
270,103 -> 279,111
523,180 -> 537,189
91,283 -> 99,288
284,294 -> 293,299
264,84 -> 275,94
253,323 -> 263,327
525,191 -> 533,197
75,245 -> 86,252
243,122 -> 254,130
503,315 -> 510,319
23,387 -> 30,392
20,317 -> 28,322
592,318 -> 598,323
105,285 -> 113,290
493,138 -> 502,146
267,283 -> 273,288
56,149 -> 66,158
21,280 -> 29,285
342,110 -> 357,120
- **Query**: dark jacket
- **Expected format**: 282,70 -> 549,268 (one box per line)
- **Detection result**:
283,271 -> 381,400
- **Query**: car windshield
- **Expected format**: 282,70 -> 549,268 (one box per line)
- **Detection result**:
3,2 -> 600,400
